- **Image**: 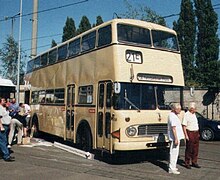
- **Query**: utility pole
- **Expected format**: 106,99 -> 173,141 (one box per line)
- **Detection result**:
31,0 -> 38,58
16,0 -> 23,102
4,13 -> 20,38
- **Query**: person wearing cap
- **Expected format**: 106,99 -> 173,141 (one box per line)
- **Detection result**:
182,102 -> 201,169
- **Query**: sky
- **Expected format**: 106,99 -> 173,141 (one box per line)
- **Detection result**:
0,0 -> 219,65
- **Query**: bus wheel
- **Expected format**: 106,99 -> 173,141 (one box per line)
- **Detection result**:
31,115 -> 40,138
76,123 -> 92,152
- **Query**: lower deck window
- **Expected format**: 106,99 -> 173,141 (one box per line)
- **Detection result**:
78,85 -> 93,104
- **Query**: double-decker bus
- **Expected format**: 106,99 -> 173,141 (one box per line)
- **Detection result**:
0,77 -> 16,100
24,19 -> 184,153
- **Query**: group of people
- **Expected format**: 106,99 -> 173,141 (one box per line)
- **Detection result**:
0,97 -> 30,162
168,102 -> 201,175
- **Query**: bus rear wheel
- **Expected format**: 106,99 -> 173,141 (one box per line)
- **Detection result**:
30,115 -> 40,138
76,123 -> 92,152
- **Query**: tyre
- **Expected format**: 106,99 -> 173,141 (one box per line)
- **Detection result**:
30,115 -> 40,138
201,128 -> 214,141
76,123 -> 92,152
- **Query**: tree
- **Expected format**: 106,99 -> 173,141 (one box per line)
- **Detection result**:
96,15 -> 103,26
121,0 -> 166,26
77,16 -> 91,34
62,17 -> 76,42
51,39 -> 57,48
0,36 -> 25,84
173,0 -> 196,87
194,0 -> 219,87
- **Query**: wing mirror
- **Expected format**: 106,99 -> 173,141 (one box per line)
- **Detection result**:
114,82 -> 121,94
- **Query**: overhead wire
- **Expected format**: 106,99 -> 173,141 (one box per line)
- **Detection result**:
2,0 -> 219,52
21,33 -> 62,42
162,3 -> 220,19
0,0 -> 88,22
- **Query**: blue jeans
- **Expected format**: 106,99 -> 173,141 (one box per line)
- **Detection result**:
0,125 -> 10,160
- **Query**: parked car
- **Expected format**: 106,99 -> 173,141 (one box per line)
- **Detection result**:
196,112 -> 220,141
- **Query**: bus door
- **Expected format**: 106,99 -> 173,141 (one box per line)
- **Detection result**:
97,81 -> 112,152
65,85 -> 75,140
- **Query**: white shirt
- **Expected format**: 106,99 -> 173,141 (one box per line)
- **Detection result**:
168,112 -> 185,141
24,104 -> 31,115
182,111 -> 199,131
0,105 -> 11,125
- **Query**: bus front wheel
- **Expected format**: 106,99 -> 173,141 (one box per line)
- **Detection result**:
76,123 -> 92,152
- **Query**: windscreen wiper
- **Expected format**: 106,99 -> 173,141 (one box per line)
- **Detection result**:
124,97 -> 140,112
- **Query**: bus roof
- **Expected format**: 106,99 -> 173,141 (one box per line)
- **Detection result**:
32,18 -> 177,59
0,78 -> 15,87
109,19 -> 177,34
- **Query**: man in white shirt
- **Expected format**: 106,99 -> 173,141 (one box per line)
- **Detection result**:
182,102 -> 201,169
0,98 -> 15,161
167,103 -> 185,175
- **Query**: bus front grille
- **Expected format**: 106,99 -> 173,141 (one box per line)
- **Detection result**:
138,124 -> 167,136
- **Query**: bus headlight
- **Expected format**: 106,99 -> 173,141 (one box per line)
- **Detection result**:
126,126 -> 137,136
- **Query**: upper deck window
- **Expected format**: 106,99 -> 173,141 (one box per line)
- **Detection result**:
35,56 -> 41,69
82,31 -> 96,52
98,25 -> 112,47
40,53 -> 48,66
68,38 -> 80,57
48,49 -> 57,64
27,59 -> 34,73
117,24 -> 151,46
58,44 -> 68,61
152,30 -> 179,51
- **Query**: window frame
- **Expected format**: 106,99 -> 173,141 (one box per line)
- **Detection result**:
81,31 -> 96,52
78,85 -> 93,104
68,38 -> 80,58
58,44 -> 68,61
98,25 -> 112,47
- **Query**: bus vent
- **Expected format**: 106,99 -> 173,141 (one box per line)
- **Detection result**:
138,124 -> 167,136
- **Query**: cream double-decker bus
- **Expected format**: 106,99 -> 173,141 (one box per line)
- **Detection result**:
25,19 -> 184,153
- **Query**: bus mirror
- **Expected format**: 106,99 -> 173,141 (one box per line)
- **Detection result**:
114,82 -> 121,94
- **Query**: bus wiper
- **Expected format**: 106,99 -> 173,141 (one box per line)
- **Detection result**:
124,97 -> 140,112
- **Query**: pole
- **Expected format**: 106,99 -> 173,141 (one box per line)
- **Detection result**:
16,0 -> 22,102
31,0 -> 38,58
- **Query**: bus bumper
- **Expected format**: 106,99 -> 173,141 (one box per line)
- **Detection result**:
113,141 -> 169,151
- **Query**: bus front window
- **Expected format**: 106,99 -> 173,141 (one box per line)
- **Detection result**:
113,83 -> 182,110
152,30 -> 179,51
156,86 -> 182,110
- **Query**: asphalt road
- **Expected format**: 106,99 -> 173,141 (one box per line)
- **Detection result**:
1,137 -> 220,180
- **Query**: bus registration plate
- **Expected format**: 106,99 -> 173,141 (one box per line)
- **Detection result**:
126,50 -> 142,64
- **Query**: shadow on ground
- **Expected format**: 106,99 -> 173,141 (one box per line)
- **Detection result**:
94,148 -> 170,172
35,132 -> 187,173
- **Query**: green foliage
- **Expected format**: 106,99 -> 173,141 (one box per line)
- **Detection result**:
51,39 -> 57,48
62,17 -> 76,42
121,0 -> 166,26
194,0 -> 219,87
77,16 -> 91,34
96,15 -> 104,26
173,0 -> 196,87
0,36 -> 25,84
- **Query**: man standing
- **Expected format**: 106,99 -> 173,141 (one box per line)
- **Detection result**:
8,98 -> 19,118
0,98 -> 15,162
182,102 -> 201,169
167,103 -> 185,174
